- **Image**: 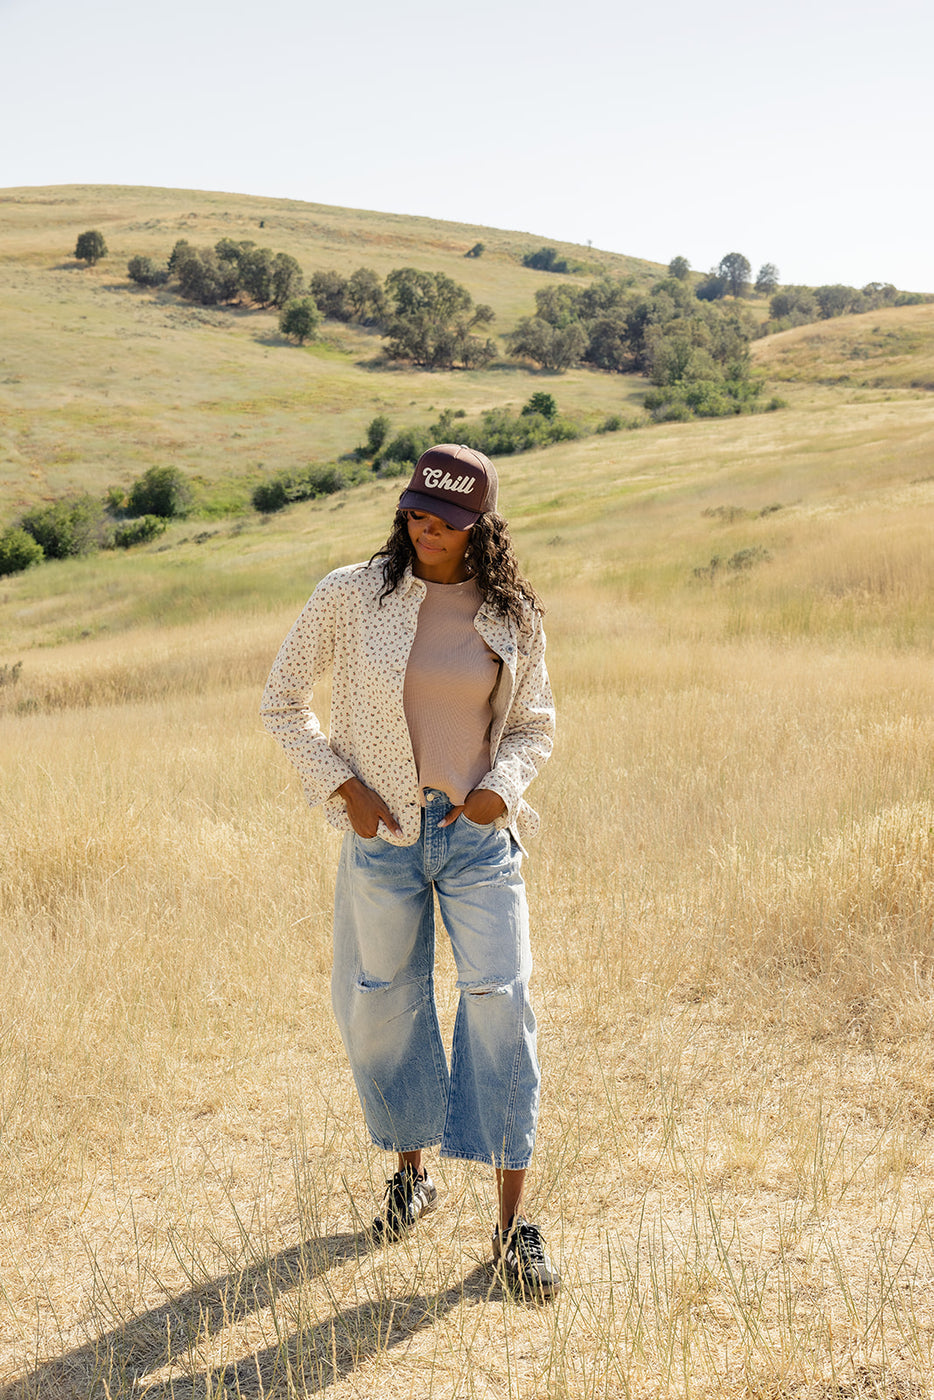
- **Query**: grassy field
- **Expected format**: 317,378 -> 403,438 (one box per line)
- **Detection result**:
754,304 -> 934,392
1,188 -> 934,1399
0,185 -> 661,520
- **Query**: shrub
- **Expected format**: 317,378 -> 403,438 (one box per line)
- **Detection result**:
365,415 -> 391,457
174,247 -> 224,305
506,317 -> 586,371
522,392 -> 557,419
729,546 -> 771,571
815,284 -> 857,319
0,660 -> 23,685
167,239 -> 193,273
546,415 -> 582,443
0,526 -> 44,576
681,381 -> 737,417
696,273 -> 728,302
252,479 -> 290,513
382,428 -> 432,466
467,407 -> 581,457
465,242 -> 485,258
127,466 -> 193,518
471,407 -> 546,455
523,246 -> 572,273
270,253 -> 304,308
279,297 -> 320,345
310,270 -> 351,321
644,395 -> 693,423
75,230 -> 107,265
111,515 -> 168,548
251,464 -> 348,512
769,287 -> 819,322
644,375 -> 763,422
303,466 -> 346,496
19,495 -> 105,559
127,255 -> 169,287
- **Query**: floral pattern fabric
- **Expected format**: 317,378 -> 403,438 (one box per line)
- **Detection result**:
260,559 -> 555,846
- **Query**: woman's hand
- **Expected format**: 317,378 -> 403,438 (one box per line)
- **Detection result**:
437,788 -> 507,829
336,777 -> 402,838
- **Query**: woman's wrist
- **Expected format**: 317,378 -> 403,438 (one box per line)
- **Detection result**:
464,788 -> 507,822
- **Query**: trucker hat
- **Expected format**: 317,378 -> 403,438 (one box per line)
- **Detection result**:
398,444 -> 498,529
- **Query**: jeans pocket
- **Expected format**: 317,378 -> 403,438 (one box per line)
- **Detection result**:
459,813 -> 498,832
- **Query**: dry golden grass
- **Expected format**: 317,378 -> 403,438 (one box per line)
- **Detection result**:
2,569 -> 934,1398
752,304 -> 934,391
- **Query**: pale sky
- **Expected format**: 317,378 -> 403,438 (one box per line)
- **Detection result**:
1,0 -> 931,292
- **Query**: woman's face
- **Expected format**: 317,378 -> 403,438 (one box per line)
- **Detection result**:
406,510 -> 472,584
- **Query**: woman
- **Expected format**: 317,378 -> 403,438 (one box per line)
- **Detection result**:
261,444 -> 559,1299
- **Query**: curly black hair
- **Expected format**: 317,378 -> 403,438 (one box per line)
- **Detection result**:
370,510 -> 542,625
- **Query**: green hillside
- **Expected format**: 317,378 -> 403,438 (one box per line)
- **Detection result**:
1,183 -> 933,667
0,184 -> 661,519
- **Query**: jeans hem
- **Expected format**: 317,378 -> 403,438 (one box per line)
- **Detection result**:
368,1132 -> 444,1154
439,1147 -> 534,1170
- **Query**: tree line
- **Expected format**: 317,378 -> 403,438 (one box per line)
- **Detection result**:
765,280 -> 924,330
121,236 -> 499,371
671,251 -> 925,325
68,226 -> 929,427
79,224 -> 927,342
123,235 -> 763,406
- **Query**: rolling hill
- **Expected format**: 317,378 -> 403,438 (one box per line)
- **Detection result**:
0,184 -> 662,519
1,184 -> 933,664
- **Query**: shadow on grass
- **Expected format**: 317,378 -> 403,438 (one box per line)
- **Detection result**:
1,1232 -> 498,1399
253,333 -> 293,349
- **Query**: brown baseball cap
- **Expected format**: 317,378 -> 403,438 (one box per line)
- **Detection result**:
399,444 -> 498,529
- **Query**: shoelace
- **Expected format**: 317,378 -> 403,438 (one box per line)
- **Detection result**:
510,1220 -> 546,1263
385,1168 -> 421,1210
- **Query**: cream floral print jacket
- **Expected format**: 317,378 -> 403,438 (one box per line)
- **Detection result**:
260,559 -> 555,847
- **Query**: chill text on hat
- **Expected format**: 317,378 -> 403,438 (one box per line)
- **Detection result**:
421,468 -> 476,495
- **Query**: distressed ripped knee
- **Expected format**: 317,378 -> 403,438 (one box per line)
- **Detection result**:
355,973 -> 392,992
458,978 -> 512,997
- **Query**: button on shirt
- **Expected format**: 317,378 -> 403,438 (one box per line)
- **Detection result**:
260,559 -> 555,846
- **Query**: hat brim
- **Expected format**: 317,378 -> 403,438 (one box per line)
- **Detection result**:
398,489 -> 479,530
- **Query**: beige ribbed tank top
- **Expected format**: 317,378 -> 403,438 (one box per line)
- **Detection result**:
403,577 -> 501,805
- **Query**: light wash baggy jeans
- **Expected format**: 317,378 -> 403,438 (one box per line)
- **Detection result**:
331,789 -> 540,1170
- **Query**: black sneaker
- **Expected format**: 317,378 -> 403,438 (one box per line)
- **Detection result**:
492,1215 -> 561,1301
372,1165 -> 438,1241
